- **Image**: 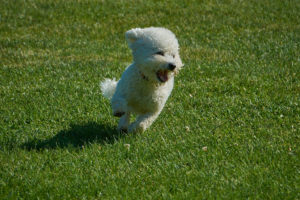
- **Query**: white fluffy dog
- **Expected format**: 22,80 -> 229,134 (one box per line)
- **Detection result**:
101,27 -> 183,133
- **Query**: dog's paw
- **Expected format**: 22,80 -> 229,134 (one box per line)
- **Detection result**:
120,128 -> 128,133
113,111 -> 125,117
117,126 -> 128,133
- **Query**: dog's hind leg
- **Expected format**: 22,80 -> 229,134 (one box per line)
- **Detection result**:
117,112 -> 131,133
128,112 -> 160,133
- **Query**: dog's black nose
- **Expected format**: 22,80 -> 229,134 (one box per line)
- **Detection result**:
168,63 -> 176,71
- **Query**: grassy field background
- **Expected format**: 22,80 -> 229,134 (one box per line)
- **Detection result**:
0,0 -> 299,199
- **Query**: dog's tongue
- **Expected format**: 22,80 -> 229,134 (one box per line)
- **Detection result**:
157,70 -> 168,82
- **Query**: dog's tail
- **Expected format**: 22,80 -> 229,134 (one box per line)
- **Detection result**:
100,78 -> 117,100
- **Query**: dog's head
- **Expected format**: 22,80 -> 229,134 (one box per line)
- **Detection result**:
125,27 -> 183,83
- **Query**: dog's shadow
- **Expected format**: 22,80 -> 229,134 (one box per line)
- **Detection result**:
23,122 -> 123,150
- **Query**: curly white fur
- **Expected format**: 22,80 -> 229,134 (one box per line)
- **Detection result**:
101,27 -> 183,133
100,78 -> 117,100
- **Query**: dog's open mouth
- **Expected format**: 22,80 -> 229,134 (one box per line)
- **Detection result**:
156,70 -> 169,83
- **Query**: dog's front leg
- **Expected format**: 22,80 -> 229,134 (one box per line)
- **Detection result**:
128,112 -> 160,133
111,96 -> 127,117
117,112 -> 131,133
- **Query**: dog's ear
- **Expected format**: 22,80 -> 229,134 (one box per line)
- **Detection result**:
125,28 -> 143,46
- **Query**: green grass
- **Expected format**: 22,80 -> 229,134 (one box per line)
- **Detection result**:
0,0 -> 299,199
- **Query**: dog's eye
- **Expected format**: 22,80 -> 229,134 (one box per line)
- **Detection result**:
155,51 -> 164,56
172,54 -> 175,58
